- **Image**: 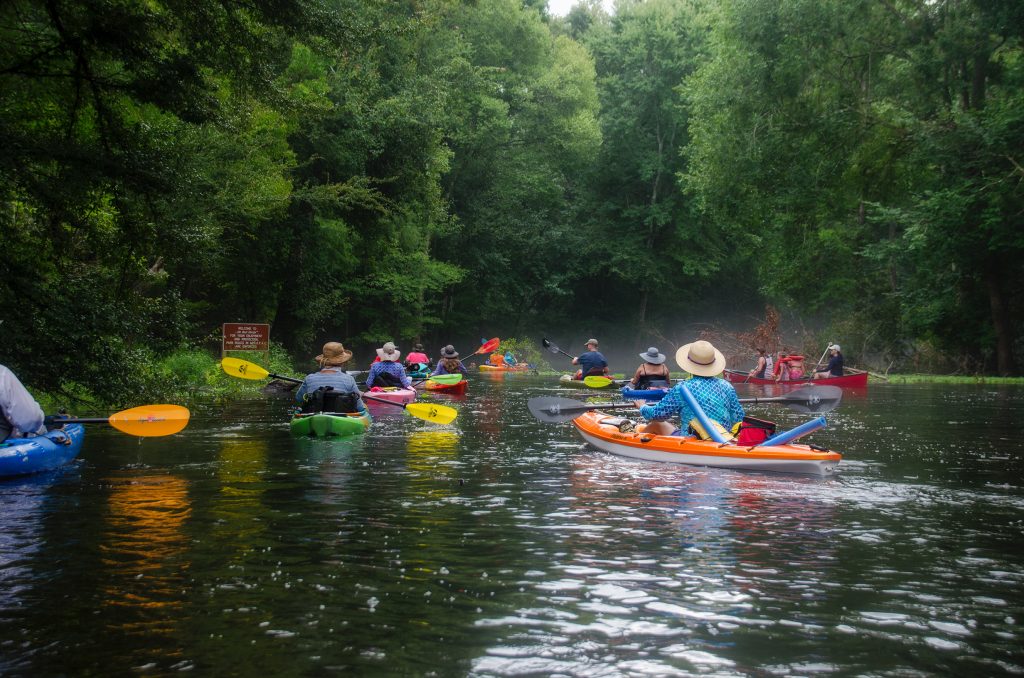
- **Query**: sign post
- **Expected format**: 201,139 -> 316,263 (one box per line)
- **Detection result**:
222,323 -> 271,366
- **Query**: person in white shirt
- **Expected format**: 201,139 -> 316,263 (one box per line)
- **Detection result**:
0,364 -> 46,441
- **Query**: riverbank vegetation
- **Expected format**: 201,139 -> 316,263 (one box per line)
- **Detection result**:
2,0 -> 1022,405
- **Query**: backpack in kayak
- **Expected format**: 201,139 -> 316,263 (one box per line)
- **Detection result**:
301,387 -> 361,414
736,416 -> 777,445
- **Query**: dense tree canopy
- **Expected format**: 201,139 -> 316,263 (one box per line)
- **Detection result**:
1,0 -> 1021,402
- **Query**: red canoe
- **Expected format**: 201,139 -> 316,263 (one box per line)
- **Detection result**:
724,368 -> 868,388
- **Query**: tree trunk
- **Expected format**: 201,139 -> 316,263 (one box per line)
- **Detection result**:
984,261 -> 1015,376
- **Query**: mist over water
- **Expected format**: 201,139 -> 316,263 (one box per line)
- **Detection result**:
1,377 -> 1021,675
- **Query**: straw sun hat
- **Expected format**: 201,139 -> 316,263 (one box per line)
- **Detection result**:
316,342 -> 353,366
675,340 -> 726,377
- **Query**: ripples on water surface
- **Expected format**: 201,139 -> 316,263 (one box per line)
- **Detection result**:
1,378 -> 1022,675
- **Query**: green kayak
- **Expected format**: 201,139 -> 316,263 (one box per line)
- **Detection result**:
290,411 -> 372,437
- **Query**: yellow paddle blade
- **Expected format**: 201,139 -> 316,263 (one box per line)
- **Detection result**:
221,357 -> 270,380
583,376 -> 613,388
108,405 -> 191,437
405,402 -> 457,425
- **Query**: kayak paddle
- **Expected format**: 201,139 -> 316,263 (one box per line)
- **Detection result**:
45,405 -> 191,437
221,357 -> 302,384
528,385 -> 843,424
465,337 -> 500,361
528,396 -> 635,423
541,338 -> 576,361
582,376 -> 627,388
362,394 -> 457,424
739,384 -> 842,414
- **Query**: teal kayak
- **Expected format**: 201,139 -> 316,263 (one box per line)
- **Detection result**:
0,424 -> 86,478
290,412 -> 372,437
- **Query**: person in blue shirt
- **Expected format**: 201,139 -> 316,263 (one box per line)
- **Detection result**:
0,364 -> 46,441
636,340 -> 744,437
432,345 -> 469,376
295,342 -> 366,413
572,338 -> 608,380
366,341 -> 413,389
814,344 -> 845,378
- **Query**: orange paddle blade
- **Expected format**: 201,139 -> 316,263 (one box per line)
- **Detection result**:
475,337 -> 500,355
108,405 -> 191,437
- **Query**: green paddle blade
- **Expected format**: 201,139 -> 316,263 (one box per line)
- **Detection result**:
582,376 -> 614,388
222,357 -> 270,380
428,373 -> 463,385
405,401 -> 458,425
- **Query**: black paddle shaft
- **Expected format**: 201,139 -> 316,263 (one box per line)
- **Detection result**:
542,338 -> 576,361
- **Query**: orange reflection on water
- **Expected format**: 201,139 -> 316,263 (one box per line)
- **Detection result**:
100,474 -> 191,635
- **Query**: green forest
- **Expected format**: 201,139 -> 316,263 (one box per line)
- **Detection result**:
1,0 -> 1022,403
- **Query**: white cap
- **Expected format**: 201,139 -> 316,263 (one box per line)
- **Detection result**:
828,344 -> 841,351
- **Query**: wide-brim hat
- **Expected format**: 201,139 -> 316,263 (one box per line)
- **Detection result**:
440,344 -> 459,358
639,347 -> 666,364
675,340 -> 726,377
316,341 -> 353,366
375,341 -> 401,362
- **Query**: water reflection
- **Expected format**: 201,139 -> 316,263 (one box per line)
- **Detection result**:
100,473 -> 190,650
212,439 -> 269,549
0,380 -> 1022,675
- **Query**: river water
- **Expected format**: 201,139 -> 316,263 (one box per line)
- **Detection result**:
1,377 -> 1022,675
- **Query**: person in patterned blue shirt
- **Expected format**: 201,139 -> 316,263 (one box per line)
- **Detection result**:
366,342 -> 413,389
295,342 -> 366,413
636,340 -> 744,437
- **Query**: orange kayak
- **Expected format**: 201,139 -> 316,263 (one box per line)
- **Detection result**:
572,411 -> 840,476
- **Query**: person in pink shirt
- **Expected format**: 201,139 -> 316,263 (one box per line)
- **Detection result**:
404,343 -> 431,371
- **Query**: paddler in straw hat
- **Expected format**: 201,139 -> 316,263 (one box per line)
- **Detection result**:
295,342 -> 366,413
634,339 -> 745,437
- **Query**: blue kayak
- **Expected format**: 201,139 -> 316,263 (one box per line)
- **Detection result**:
620,385 -> 669,401
0,425 -> 85,478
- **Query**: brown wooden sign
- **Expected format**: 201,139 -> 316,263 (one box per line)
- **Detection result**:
222,323 -> 270,352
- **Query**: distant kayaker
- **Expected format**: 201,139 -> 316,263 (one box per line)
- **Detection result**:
366,342 -> 413,389
629,347 -> 671,390
748,348 -> 773,380
432,345 -> 469,376
814,344 -> 845,378
295,343 -> 366,413
503,351 -> 519,367
0,364 -> 46,441
635,340 -> 744,437
572,338 -> 609,380
404,343 -> 431,370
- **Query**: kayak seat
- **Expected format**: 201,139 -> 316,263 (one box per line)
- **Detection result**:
598,416 -> 635,432
301,387 -> 361,414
